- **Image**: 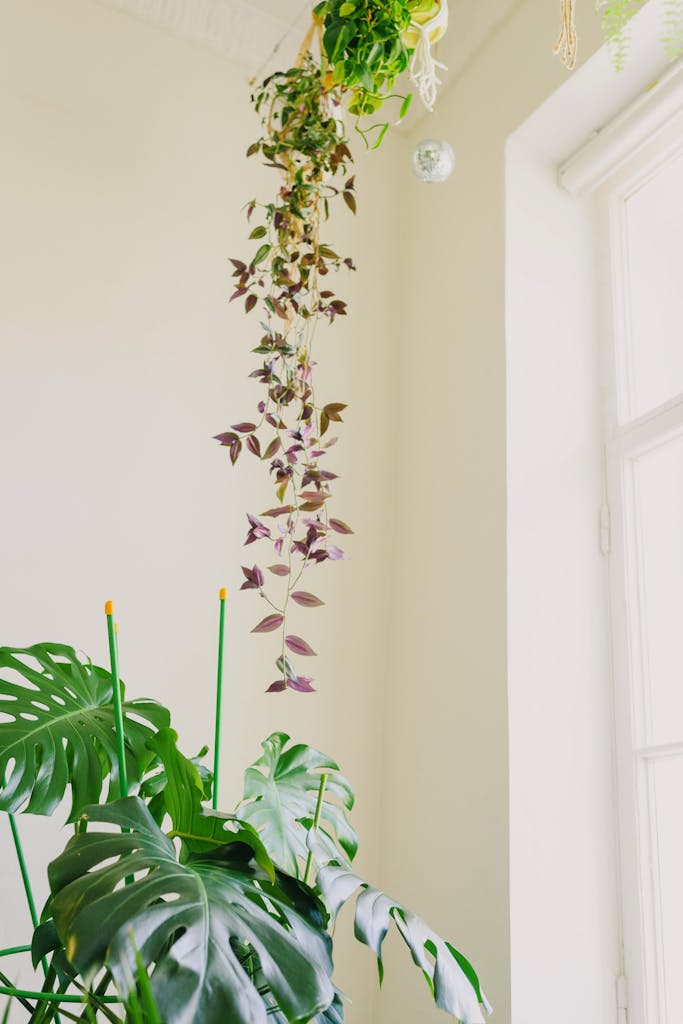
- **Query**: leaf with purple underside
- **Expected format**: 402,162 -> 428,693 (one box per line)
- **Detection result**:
253,614 -> 284,634
285,635 -> 317,657
291,592 -> 325,608
329,519 -> 354,535
287,676 -> 316,693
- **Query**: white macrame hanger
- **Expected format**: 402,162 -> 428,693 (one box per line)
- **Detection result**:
408,0 -> 449,112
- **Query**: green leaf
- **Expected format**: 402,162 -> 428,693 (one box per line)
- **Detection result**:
237,733 -> 357,878
315,862 -> 490,1024
46,797 -> 336,1024
323,20 -> 356,63
398,93 -> 413,121
145,727 -> 274,876
0,644 -> 169,820
253,243 -> 271,266
339,1 -> 356,14
249,225 -> 268,240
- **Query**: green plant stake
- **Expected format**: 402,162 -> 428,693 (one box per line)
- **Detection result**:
8,815 -> 39,932
105,601 -> 128,798
212,588 -> 227,811
303,772 -> 328,886
7,816 -> 63,1022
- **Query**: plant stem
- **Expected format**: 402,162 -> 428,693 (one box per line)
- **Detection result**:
303,772 -> 328,885
104,601 -> 128,798
212,588 -> 227,811
7,817 -> 64,1023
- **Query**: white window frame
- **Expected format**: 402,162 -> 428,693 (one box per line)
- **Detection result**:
598,126 -> 683,1024
507,10 -> 683,1021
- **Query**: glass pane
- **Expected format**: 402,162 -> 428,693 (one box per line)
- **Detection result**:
633,433 -> 683,746
624,149 -> 683,418
651,755 -> 683,1023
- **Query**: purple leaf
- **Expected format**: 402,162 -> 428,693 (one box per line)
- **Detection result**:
291,591 -> 325,608
214,432 -> 238,446
329,518 -> 354,535
327,545 -> 346,560
252,614 -> 284,634
262,506 -> 295,518
240,564 -> 264,590
287,676 -> 316,693
230,439 -> 242,465
232,423 -> 257,434
246,434 -> 262,458
285,635 -> 317,657
267,680 -> 287,693
268,564 -> 291,576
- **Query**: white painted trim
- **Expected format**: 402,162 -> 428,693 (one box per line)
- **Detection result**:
600,131 -> 683,1024
559,56 -> 683,197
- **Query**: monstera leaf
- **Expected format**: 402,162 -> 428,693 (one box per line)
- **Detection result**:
144,727 -> 271,869
315,859 -> 490,1024
0,644 -> 169,819
237,732 -> 357,877
45,797 -> 336,1024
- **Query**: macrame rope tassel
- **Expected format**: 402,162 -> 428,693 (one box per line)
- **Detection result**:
553,0 -> 578,70
407,0 -> 449,112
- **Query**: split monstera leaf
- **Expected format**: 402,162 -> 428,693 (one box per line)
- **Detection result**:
0,643 -> 488,1023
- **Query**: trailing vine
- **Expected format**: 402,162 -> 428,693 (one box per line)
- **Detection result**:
215,2 -> 448,693
557,0 -> 683,70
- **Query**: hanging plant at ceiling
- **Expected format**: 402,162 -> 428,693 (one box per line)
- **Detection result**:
555,0 -> 683,70
215,0 -> 450,694
0,4 -> 490,1024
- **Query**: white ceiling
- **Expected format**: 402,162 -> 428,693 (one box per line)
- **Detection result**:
98,0 -> 521,120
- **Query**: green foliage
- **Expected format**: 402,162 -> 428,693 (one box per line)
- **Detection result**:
315,858 -> 489,1023
597,0 -> 683,67
663,0 -> 683,59
316,0 -> 412,116
237,732 -> 357,877
0,644 -> 169,820
144,727 -> 273,870
44,797 -> 335,1024
596,0 -> 647,68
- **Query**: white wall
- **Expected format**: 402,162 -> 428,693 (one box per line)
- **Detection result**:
0,0 -> 404,1015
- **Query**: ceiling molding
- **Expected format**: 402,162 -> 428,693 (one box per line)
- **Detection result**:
96,0 -> 292,73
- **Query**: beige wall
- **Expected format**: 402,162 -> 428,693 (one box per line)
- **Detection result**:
377,4 -> 604,1024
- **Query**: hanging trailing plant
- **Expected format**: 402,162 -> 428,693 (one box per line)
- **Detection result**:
215,2 -> 448,695
596,0 -> 648,69
556,0 -> 683,70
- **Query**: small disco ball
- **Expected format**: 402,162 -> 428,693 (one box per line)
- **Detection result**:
412,138 -> 455,184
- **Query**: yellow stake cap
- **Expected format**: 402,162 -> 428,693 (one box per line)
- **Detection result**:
219,587 -> 227,601
114,623 -> 119,634
105,600 -> 114,616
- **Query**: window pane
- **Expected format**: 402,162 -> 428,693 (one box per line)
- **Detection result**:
651,755 -> 683,1023
633,432 -> 683,746
624,149 -> 683,418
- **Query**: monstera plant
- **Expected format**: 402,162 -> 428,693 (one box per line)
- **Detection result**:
0,642 -> 489,1023
0,4 -> 492,1022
